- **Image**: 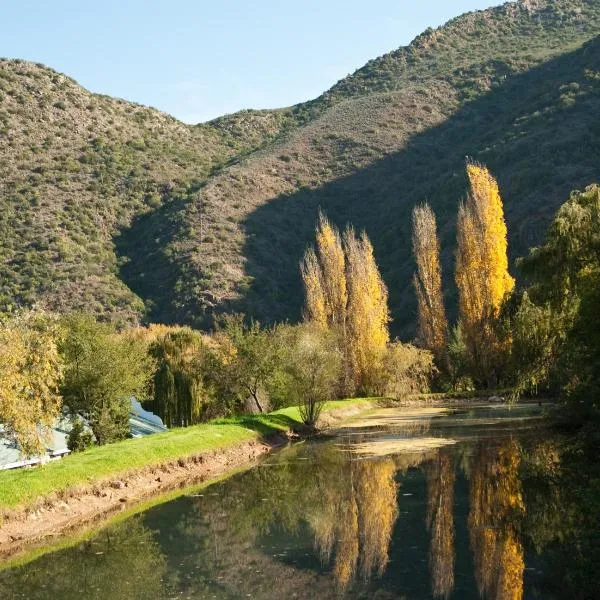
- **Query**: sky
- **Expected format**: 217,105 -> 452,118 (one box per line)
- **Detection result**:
3,0 -> 501,123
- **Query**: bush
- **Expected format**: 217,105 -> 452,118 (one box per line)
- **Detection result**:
67,417 -> 94,452
374,341 -> 435,399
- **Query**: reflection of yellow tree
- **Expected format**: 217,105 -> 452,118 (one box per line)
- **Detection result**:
469,439 -> 525,600
312,457 -> 399,588
426,452 -> 455,599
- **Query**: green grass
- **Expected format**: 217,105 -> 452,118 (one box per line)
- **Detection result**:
0,465 -> 252,572
0,398 -> 375,512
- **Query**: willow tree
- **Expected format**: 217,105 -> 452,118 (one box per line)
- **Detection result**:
344,227 -> 390,393
412,203 -> 448,369
455,163 -> 514,385
149,328 -> 205,427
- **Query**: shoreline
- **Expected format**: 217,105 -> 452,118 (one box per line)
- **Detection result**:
0,398 -> 378,558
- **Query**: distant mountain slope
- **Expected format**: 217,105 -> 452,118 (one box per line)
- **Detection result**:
118,0 -> 600,333
0,61 -> 290,322
1,0 -> 600,333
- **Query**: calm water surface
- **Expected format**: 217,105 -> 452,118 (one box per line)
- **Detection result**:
1,403 -> 598,599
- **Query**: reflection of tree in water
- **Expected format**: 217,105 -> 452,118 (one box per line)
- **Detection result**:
0,518 -> 166,600
311,457 -> 399,588
426,451 -> 455,599
468,438 -> 525,600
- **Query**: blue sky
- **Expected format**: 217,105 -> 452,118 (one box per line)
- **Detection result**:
4,0 -> 500,123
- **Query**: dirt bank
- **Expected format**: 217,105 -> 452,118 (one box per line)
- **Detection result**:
0,400 -> 375,558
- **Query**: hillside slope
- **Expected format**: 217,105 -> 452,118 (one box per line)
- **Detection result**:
1,0 -> 600,334
119,0 -> 600,332
0,62 -> 293,322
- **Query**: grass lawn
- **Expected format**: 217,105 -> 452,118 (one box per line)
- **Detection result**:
0,398 -> 376,512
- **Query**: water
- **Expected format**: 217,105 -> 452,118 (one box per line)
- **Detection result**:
1,403 -> 598,599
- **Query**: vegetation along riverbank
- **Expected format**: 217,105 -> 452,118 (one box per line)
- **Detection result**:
0,397 -> 378,554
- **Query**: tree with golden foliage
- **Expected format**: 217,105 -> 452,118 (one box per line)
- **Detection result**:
312,457 -> 399,588
301,212 -> 347,329
0,311 -> 63,456
344,227 -> 390,393
315,212 -> 348,327
455,163 -> 515,385
300,246 -> 327,328
412,203 -> 448,369
301,215 -> 390,394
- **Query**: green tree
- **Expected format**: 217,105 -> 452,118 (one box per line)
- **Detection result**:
149,328 -> 208,427
275,323 -> 342,429
518,184 -> 600,412
59,314 -> 154,444
209,314 -> 281,414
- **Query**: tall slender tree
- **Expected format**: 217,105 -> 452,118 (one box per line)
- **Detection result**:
412,203 -> 448,369
455,163 -> 514,385
315,211 -> 348,327
344,227 -> 390,392
301,212 -> 347,329
301,215 -> 390,394
300,246 -> 327,328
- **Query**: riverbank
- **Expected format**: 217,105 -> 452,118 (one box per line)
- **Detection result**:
0,398 -> 378,555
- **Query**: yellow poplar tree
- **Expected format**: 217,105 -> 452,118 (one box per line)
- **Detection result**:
315,211 -> 347,327
301,212 -> 347,329
455,163 -> 515,384
311,458 -> 398,588
468,440 -> 524,600
344,227 -> 390,392
412,203 -> 448,368
300,246 -> 327,328
301,215 -> 390,394
426,452 -> 456,599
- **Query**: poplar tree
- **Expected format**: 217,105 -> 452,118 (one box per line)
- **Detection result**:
301,215 -> 390,394
300,247 -> 327,328
412,203 -> 448,368
301,211 -> 347,329
455,163 -> 514,385
344,227 -> 390,393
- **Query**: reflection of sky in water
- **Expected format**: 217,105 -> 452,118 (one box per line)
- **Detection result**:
0,403 -> 596,600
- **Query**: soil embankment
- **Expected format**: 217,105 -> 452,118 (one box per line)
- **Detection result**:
0,400 -> 375,557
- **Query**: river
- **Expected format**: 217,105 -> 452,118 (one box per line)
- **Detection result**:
1,403 -> 598,599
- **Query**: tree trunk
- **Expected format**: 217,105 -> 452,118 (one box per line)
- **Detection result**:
251,392 -> 264,413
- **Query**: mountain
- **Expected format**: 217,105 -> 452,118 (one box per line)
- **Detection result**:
1,0 -> 600,334
0,62 -> 295,322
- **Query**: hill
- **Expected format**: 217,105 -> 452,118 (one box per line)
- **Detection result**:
0,62 -> 293,323
2,0 -> 600,334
